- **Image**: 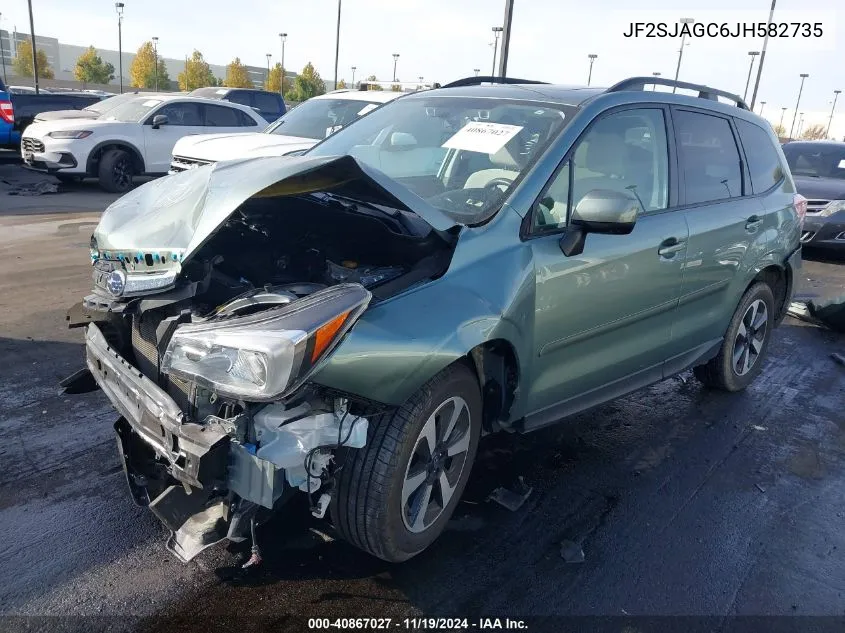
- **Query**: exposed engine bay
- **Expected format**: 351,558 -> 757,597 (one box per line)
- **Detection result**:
68,188 -> 457,562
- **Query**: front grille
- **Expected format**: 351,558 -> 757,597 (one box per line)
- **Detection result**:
21,137 -> 45,153
806,199 -> 830,214
170,155 -> 214,172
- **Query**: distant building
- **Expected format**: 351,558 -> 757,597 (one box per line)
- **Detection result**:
1,29 -> 293,91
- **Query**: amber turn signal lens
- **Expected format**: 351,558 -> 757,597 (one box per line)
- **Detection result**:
311,310 -> 350,363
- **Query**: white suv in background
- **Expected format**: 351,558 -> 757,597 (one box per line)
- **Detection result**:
169,89 -> 402,172
20,95 -> 266,192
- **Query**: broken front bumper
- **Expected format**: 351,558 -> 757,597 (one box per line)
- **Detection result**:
85,322 -> 229,489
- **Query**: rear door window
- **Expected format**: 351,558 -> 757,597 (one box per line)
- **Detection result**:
735,118 -> 784,193
674,110 -> 743,205
204,104 -> 240,127
254,92 -> 283,119
227,91 -> 251,107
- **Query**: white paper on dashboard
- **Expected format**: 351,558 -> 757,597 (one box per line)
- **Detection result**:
441,121 -> 523,154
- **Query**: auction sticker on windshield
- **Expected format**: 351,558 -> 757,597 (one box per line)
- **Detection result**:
442,121 -> 523,154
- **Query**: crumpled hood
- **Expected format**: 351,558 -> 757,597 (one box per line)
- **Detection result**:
93,154 -> 458,262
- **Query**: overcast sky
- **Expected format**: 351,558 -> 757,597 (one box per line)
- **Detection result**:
2,0 -> 843,137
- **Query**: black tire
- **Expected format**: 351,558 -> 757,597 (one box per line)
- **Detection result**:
693,281 -> 775,391
331,363 -> 482,562
98,149 -> 135,193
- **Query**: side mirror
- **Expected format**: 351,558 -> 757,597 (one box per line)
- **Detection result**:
151,114 -> 168,129
388,132 -> 417,149
559,189 -> 641,257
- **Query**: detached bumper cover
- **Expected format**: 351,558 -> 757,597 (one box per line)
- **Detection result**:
85,323 -> 228,488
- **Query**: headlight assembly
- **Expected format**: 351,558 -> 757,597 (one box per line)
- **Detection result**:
161,283 -> 371,400
47,130 -> 93,139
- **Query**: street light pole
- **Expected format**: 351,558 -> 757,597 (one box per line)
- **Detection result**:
26,0 -> 39,93
779,107 -> 787,131
759,101 -> 766,117
333,0 -> 341,91
474,68 -> 480,76
266,53 -> 272,88
797,112 -> 804,137
152,36 -> 159,91
743,51 -> 759,101
497,0 -> 514,79
0,12 -> 8,85
750,0 -> 776,110
587,54 -> 597,86
491,26 -> 503,78
279,33 -> 287,96
351,66 -> 356,87
789,73 -> 808,139
673,17 -> 694,92
827,89 -> 842,138
392,53 -> 399,82
114,4 -> 124,93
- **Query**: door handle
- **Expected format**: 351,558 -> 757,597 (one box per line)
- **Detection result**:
746,215 -> 763,230
658,237 -> 686,258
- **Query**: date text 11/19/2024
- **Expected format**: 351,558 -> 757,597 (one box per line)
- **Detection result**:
308,618 -> 529,630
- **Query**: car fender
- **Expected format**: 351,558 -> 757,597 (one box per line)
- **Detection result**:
311,207 -> 535,418
85,138 -> 146,174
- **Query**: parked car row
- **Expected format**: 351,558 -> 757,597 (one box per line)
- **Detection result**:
64,75 -> 805,564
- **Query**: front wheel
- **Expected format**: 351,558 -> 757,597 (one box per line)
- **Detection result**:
331,363 -> 481,562
98,149 -> 135,193
693,282 -> 775,391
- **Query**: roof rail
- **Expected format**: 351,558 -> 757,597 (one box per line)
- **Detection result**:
439,76 -> 549,89
606,76 -> 749,110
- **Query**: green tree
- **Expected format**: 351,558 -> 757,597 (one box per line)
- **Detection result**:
224,57 -> 254,88
12,46 -> 54,79
178,50 -> 216,91
73,46 -> 114,87
265,62 -> 283,93
391,79 -> 402,92
771,123 -> 786,138
800,123 -> 827,140
336,79 -> 347,89
284,62 -> 326,102
363,74 -> 383,91
129,41 -> 169,89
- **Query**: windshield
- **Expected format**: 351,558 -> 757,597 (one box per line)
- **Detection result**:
99,98 -> 163,123
783,144 -> 845,180
85,93 -> 143,114
307,96 -> 573,224
266,98 -> 383,140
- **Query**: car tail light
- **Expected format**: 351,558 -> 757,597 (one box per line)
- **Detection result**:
793,193 -> 807,228
0,100 -> 13,124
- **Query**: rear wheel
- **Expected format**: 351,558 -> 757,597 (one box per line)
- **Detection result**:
98,149 -> 135,193
693,282 -> 775,391
331,363 -> 481,562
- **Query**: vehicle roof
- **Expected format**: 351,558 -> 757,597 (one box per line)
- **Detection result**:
191,87 -> 276,95
410,82 -> 606,106
783,140 -> 845,148
314,90 -> 402,103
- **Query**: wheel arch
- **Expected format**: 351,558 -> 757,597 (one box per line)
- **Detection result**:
86,140 -> 146,175
750,262 -> 789,324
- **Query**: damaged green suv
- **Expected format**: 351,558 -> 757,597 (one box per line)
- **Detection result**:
66,76 -> 803,563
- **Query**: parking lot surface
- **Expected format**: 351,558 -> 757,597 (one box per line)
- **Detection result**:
2,164 -> 844,630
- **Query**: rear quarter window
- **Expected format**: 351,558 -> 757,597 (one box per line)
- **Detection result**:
735,118 -> 784,193
674,110 -> 743,205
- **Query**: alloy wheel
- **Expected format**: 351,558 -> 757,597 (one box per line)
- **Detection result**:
401,396 -> 472,534
113,158 -> 132,189
732,299 -> 768,376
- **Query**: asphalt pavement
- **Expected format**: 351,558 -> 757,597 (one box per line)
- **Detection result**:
1,165 -> 844,632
